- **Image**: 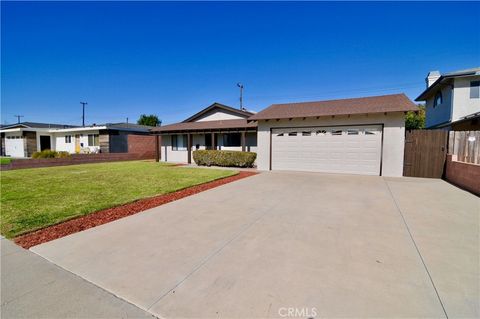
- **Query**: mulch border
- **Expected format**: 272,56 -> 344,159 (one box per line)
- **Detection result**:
14,171 -> 257,249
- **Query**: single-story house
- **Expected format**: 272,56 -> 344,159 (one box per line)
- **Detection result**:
151,103 -> 258,163
153,94 -> 417,177
1,122 -> 152,158
249,94 -> 418,177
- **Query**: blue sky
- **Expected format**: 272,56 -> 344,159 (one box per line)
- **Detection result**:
2,1 -> 479,125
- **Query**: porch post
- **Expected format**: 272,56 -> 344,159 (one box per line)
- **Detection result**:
211,132 -> 215,150
155,134 -> 160,162
187,133 -> 192,164
241,131 -> 246,152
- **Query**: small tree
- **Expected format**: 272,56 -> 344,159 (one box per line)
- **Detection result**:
405,104 -> 425,130
137,114 -> 161,127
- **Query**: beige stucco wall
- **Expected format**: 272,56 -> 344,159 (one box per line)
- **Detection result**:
195,109 -> 247,122
452,76 -> 480,122
425,84 -> 453,128
256,112 -> 406,177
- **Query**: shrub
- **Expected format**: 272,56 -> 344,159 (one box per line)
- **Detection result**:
193,150 -> 256,168
32,150 -> 71,159
56,151 -> 71,158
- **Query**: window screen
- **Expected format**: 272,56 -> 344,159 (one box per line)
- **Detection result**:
172,134 -> 188,151
470,81 -> 480,99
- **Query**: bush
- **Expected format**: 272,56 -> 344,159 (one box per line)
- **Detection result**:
32,150 -> 71,159
193,150 -> 256,168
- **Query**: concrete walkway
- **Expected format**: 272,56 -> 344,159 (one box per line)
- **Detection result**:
30,172 -> 479,318
1,237 -> 154,318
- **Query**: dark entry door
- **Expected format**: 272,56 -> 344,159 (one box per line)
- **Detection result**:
40,135 -> 51,151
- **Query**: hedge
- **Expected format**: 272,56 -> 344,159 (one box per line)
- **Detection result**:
193,150 -> 256,168
32,150 -> 71,159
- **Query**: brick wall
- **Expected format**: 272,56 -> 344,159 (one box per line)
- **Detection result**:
1,153 -> 153,171
445,155 -> 480,196
128,134 -> 156,158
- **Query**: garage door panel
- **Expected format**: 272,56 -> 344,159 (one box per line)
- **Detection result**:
272,125 -> 382,175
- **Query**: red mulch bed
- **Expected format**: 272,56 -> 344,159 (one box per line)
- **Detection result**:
14,171 -> 257,249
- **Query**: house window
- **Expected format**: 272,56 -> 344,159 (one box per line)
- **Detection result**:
470,81 -> 480,99
87,134 -> 99,146
172,134 -> 187,151
222,133 -> 241,147
433,91 -> 443,108
65,135 -> 72,143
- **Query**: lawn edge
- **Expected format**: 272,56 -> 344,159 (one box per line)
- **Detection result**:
14,171 -> 257,249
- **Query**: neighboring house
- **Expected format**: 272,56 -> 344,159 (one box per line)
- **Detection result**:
151,103 -> 257,163
0,122 -> 152,158
415,67 -> 480,130
153,94 -> 417,177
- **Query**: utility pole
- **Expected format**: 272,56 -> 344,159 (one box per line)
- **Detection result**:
14,115 -> 24,123
80,102 -> 88,127
126,117 -> 129,124
237,83 -> 244,110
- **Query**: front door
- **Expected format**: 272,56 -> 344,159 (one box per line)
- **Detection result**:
39,135 -> 51,151
75,134 -> 81,153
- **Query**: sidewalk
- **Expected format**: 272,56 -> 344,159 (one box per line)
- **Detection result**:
1,237 -> 154,318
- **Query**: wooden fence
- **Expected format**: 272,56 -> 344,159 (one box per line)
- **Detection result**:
448,131 -> 480,164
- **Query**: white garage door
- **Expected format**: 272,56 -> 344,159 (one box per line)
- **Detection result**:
272,125 -> 382,175
5,135 -> 25,158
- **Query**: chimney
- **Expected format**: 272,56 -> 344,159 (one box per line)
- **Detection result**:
426,71 -> 441,88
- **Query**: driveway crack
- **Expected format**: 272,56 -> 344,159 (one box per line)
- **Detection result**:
383,178 -> 449,318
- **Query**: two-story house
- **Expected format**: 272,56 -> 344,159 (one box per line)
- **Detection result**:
416,67 -> 480,130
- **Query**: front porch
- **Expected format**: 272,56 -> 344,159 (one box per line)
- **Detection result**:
155,130 -> 257,164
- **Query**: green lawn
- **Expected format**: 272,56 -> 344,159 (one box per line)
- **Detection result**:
0,161 -> 236,238
0,157 -> 12,165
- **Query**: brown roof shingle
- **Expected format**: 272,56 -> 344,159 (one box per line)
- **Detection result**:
150,119 -> 257,133
248,94 -> 418,121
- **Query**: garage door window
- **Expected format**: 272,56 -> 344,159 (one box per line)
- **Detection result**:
316,130 -> 327,135
276,133 -> 284,137
365,129 -> 377,135
288,132 -> 297,136
332,130 -> 343,135
302,131 -> 311,136
347,129 -> 359,135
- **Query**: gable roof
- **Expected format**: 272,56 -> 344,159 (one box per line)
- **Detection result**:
248,94 -> 418,121
182,102 -> 254,123
416,67 -> 480,101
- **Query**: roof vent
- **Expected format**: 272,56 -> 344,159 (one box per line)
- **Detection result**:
426,71 -> 441,88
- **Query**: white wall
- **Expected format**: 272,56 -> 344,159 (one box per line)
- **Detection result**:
52,130 -> 100,153
256,113 -> 406,177
452,76 -> 480,121
425,85 -> 453,128
195,109 -> 247,122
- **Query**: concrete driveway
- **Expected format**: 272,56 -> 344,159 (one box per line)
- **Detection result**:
31,171 -> 479,318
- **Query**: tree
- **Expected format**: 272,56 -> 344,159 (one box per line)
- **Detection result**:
405,104 -> 425,130
137,114 -> 161,127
